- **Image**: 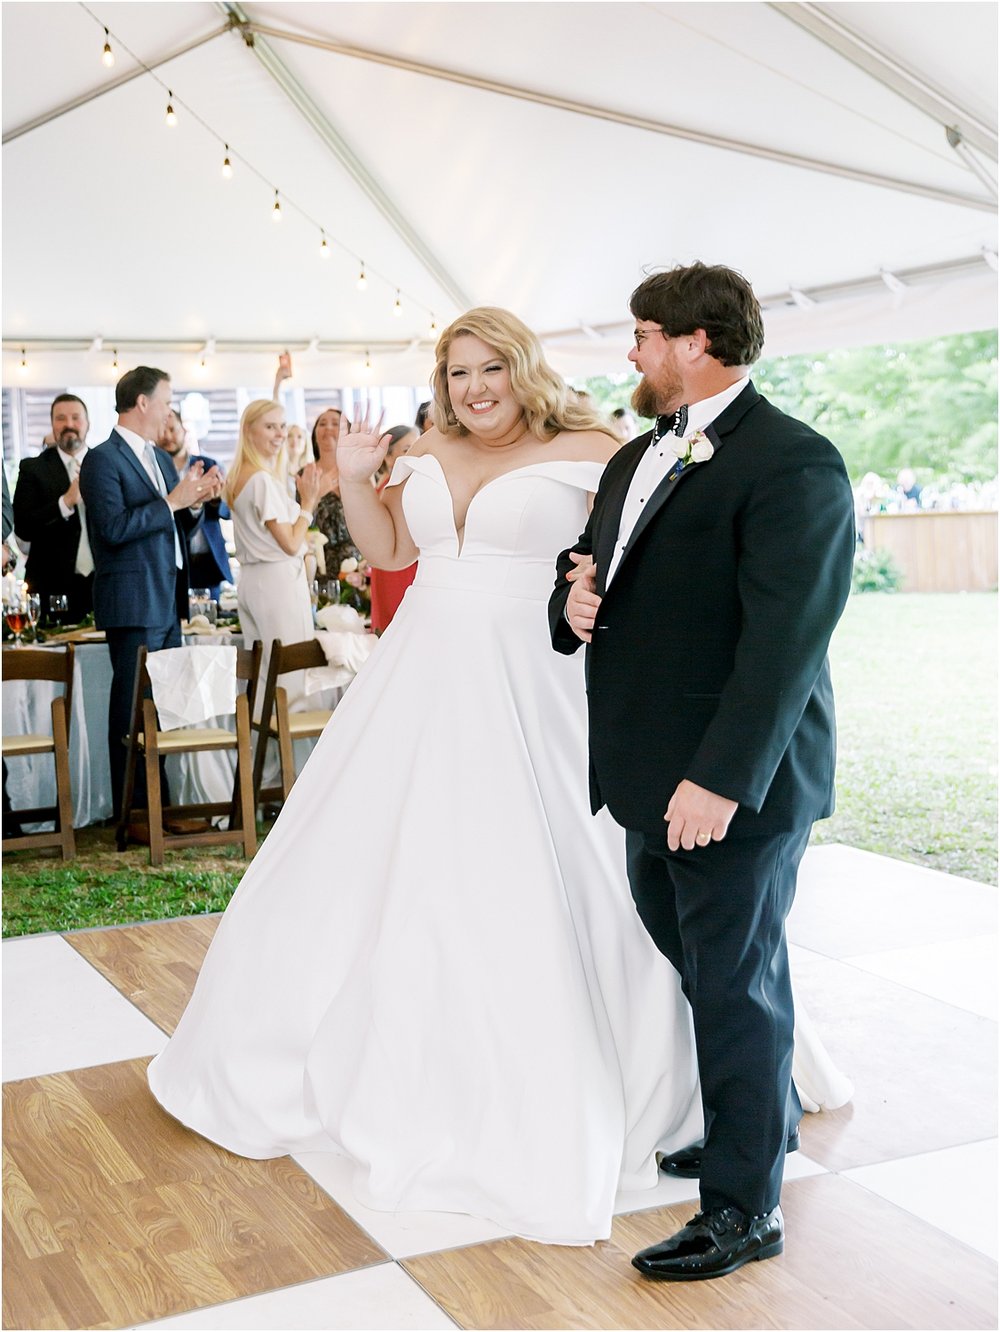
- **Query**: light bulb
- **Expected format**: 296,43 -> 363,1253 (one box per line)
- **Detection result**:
320,232 -> 330,258
272,191 -> 282,221
357,262 -> 367,291
102,29 -> 115,67
165,95 -> 177,127
18,349 -> 27,375
393,291 -> 402,317
364,351 -> 372,373
222,146 -> 232,179
112,350 -> 119,371
429,316 -> 438,337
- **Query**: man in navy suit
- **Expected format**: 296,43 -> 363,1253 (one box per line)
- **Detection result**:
551,264 -> 855,1281
79,366 -> 223,817
158,406 -> 232,599
13,394 -> 95,624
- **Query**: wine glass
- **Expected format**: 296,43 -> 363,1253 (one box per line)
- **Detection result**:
4,592 -> 28,647
25,593 -> 40,636
48,594 -> 69,626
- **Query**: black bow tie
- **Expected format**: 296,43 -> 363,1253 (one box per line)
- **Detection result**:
652,405 -> 688,444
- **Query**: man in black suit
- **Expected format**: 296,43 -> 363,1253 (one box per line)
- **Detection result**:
549,263 -> 855,1281
12,394 -> 95,624
157,406 -> 232,598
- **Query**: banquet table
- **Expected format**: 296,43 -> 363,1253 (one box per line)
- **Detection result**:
2,634 -> 346,830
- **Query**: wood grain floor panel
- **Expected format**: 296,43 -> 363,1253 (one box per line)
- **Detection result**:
404,1175 -> 997,1330
64,916 -> 222,1035
790,949 -> 997,1170
3,1058 -> 387,1330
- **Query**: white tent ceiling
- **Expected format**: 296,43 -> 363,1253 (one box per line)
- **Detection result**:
2,0 -> 997,388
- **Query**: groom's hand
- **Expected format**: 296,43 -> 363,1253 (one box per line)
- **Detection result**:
565,552 -> 600,643
665,779 -> 738,852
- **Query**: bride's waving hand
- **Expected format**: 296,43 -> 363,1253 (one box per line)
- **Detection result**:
336,405 -> 420,571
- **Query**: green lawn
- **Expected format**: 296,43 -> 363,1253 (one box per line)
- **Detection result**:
3,592 -> 995,937
812,592 -> 997,884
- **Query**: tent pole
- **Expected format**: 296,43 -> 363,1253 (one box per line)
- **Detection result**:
240,18 -> 995,213
1,23 -> 235,145
219,2 -> 473,312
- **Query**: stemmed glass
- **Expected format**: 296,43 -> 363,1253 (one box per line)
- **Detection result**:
25,593 -> 40,638
4,591 -> 29,647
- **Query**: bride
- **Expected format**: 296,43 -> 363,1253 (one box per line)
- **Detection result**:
147,307 -> 849,1246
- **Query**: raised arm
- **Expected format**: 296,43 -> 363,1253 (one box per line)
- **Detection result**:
336,406 -> 418,570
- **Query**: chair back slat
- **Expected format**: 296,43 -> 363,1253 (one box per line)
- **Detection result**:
1,645 -> 74,687
271,638 -> 326,674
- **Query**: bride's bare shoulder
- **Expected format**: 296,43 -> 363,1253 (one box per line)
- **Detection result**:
550,429 -> 623,464
405,427 -> 448,460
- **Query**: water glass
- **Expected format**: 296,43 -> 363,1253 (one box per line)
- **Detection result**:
48,594 -> 70,625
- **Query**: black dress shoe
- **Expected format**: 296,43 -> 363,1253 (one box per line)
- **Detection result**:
632,1205 -> 783,1281
659,1130 -> 799,1179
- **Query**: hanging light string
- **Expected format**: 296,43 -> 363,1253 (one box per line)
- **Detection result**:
79,2 -> 444,338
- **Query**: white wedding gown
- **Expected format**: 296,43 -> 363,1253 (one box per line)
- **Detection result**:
148,454 -> 850,1246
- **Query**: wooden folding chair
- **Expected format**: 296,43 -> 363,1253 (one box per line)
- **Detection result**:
251,637 -> 335,809
2,644 -> 76,859
116,641 -> 262,866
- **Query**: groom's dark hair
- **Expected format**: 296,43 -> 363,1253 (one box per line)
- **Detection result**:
629,263 -> 764,368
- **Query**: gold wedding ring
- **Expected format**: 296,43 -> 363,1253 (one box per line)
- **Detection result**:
696,832 -> 711,845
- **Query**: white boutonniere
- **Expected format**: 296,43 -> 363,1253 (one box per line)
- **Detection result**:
671,430 -> 715,470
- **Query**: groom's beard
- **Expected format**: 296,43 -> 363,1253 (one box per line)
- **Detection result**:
631,377 -> 659,421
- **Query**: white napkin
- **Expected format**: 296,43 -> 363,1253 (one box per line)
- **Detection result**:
145,645 -> 238,730
304,610 -> 376,694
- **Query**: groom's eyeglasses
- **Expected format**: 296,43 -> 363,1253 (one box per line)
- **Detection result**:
633,326 -> 669,349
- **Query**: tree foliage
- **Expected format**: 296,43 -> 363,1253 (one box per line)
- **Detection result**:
572,329 -> 998,483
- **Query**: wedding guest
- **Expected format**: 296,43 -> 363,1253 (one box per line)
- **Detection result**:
415,400 -> 434,433
80,366 -> 222,817
158,406 -> 232,599
13,394 -> 95,624
370,425 -> 420,633
895,466 -> 923,507
225,399 -> 333,747
610,407 -> 638,442
285,425 -> 308,478
310,406 -> 362,572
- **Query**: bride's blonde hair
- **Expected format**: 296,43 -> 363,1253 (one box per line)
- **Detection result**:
430,307 -> 616,442
225,399 -> 287,506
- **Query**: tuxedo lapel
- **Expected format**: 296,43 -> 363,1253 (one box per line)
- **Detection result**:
606,383 -> 759,587
595,434 -> 649,595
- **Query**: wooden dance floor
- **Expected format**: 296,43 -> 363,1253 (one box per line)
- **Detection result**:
3,845 -> 997,1329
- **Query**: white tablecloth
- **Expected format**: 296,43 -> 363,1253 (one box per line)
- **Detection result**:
2,637 -> 345,828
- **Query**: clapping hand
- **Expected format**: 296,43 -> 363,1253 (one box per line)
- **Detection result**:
337,404 -> 391,482
296,462 -> 335,513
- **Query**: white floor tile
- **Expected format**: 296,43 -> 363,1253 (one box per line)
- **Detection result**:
613,1150 -> 826,1218
790,845 -> 997,958
2,934 -> 166,1082
846,934 -> 997,1020
843,1139 -> 998,1259
292,1150 -> 513,1259
133,1263 -> 458,1330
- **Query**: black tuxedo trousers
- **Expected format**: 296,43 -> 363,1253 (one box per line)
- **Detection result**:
627,825 -> 809,1216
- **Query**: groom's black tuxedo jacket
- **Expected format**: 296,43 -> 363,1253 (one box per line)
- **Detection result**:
549,382 -> 856,840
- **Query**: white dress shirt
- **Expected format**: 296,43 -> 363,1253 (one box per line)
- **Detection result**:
56,445 -> 94,576
605,376 -> 750,586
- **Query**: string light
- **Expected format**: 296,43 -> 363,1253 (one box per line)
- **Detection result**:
112,349 -> 119,372
18,349 -> 27,375
86,15 -> 442,336
364,349 -> 372,373
429,315 -> 438,338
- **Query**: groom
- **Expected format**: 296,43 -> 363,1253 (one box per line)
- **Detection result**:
549,262 -> 855,1280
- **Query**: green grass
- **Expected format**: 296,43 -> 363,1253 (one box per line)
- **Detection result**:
3,592 -> 995,937
812,592 -> 997,884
